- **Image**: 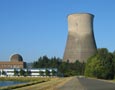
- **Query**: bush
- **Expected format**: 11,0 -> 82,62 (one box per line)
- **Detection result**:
85,48 -> 114,80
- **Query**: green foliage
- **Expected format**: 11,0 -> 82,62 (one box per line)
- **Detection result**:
58,61 -> 85,77
14,69 -> 19,76
85,48 -> 115,80
45,69 -> 50,76
32,56 -> 62,68
51,70 -> 57,76
32,48 -> 115,79
112,51 -> 115,79
0,77 -> 49,90
25,69 -> 31,76
19,69 -> 25,76
39,71 -> 44,76
2,70 -> 6,75
32,55 -> 85,77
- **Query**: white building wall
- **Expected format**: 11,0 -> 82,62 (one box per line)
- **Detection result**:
0,68 -> 58,77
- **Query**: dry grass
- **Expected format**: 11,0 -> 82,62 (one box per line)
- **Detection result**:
0,77 -> 50,82
45,77 -> 73,90
0,77 -> 50,90
13,77 -> 74,90
0,77 -> 74,90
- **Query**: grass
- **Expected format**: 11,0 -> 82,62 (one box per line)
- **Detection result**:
0,77 -> 50,90
0,77 -> 50,82
0,77 -> 74,90
13,77 -> 73,90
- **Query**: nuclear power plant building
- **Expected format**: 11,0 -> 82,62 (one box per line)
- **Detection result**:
0,54 -> 26,69
63,13 -> 97,63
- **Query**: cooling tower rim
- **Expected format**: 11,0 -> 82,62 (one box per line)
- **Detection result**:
67,13 -> 94,18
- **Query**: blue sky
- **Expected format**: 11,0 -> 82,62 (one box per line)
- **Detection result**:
0,0 -> 115,62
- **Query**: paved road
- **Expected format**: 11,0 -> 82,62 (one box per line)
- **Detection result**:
57,77 -> 84,90
78,77 -> 115,90
57,77 -> 115,90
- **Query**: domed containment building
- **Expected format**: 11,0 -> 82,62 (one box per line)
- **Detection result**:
10,54 -> 23,62
0,54 -> 26,69
63,13 -> 97,63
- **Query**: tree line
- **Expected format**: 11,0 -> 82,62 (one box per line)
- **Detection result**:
32,56 -> 85,77
32,48 -> 115,80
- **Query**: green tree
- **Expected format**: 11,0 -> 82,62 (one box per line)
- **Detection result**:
32,55 -> 85,77
32,56 -> 62,69
19,69 -> 25,76
14,69 -> 19,76
51,69 -> 57,76
39,71 -> 44,76
2,70 -> 6,76
58,62 -> 68,76
85,48 -> 114,79
25,69 -> 31,76
112,50 -> 115,77
45,69 -> 50,76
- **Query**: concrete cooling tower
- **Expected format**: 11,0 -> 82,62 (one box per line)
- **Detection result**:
63,13 -> 97,63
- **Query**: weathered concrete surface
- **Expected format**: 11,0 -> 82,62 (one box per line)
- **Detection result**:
63,13 -> 97,63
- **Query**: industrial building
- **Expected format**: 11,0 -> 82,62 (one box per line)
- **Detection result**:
0,54 -> 58,77
0,68 -> 58,77
0,54 -> 26,69
63,13 -> 97,63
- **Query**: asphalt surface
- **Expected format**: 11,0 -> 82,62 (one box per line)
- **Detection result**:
78,77 -> 115,90
57,77 -> 115,90
57,77 -> 85,90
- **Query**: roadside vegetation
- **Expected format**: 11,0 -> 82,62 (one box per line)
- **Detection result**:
13,77 -> 73,90
0,77 -> 50,82
0,77 -> 73,90
32,48 -> 115,80
85,48 -> 115,80
32,56 -> 85,77
1,48 -> 115,89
